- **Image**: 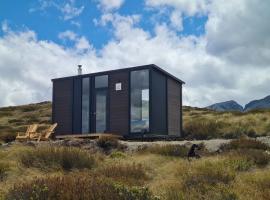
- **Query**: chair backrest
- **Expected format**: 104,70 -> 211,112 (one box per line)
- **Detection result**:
44,123 -> 57,138
30,124 -> 38,133
25,124 -> 38,136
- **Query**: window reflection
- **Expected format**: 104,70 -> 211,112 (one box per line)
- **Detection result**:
95,75 -> 108,88
82,78 -> 90,133
130,70 -> 149,133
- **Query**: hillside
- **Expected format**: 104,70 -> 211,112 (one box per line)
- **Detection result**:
0,103 -> 270,199
0,102 -> 270,142
0,102 -> 51,143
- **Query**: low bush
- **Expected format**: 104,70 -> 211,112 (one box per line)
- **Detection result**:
0,132 -> 16,143
141,144 -> 189,157
221,137 -> 269,151
0,162 -> 10,181
98,163 -> 148,185
228,149 -> 270,167
110,151 -> 126,159
97,136 -> 125,152
19,146 -> 95,171
184,120 -> 225,139
6,173 -> 156,200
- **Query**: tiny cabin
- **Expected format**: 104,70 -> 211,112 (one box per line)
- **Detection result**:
52,64 -> 185,139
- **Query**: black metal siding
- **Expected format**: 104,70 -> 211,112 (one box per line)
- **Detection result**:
109,71 -> 129,136
53,79 -> 73,135
167,78 -> 181,136
72,77 -> 82,134
150,69 -> 167,135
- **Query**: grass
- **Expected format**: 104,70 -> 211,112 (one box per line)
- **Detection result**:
140,144 -> 189,157
0,142 -> 269,199
97,163 -> 148,186
0,162 -> 10,181
19,146 -> 96,171
0,101 -> 51,143
6,173 -> 155,200
183,106 -> 270,139
221,137 -> 269,151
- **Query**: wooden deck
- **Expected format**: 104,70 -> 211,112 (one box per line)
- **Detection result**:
55,133 -> 123,140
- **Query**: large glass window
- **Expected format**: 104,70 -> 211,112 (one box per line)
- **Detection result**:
130,70 -> 149,133
81,78 -> 90,133
95,75 -> 108,88
95,75 -> 108,133
95,90 -> 107,132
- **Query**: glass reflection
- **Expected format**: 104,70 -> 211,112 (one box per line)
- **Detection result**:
130,70 -> 149,133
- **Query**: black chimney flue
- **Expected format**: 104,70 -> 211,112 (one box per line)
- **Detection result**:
78,65 -> 82,75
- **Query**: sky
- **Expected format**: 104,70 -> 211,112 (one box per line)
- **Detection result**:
0,0 -> 270,107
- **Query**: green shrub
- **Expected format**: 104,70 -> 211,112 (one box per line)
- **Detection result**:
98,163 -> 148,185
141,144 -> 189,157
19,146 -> 95,171
0,162 -> 10,181
221,138 -> 269,151
6,173 -> 156,200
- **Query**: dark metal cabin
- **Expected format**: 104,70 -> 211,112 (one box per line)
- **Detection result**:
52,64 -> 185,139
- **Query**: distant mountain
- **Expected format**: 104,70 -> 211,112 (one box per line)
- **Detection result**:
206,100 -> 243,112
244,95 -> 270,111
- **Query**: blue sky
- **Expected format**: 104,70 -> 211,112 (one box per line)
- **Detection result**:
0,0 -> 207,49
0,0 -> 269,107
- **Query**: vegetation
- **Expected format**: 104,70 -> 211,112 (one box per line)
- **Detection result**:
1,102 -> 270,143
1,102 -> 270,199
6,173 -> 155,200
183,106 -> 270,139
139,144 -> 189,157
0,102 -> 51,143
0,141 -> 269,199
19,146 -> 96,171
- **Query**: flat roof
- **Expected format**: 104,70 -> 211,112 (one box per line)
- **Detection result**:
52,64 -> 185,84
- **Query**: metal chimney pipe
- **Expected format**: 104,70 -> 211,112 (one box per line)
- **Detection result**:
78,65 -> 82,75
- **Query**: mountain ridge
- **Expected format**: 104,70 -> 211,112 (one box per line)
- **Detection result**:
206,95 -> 270,112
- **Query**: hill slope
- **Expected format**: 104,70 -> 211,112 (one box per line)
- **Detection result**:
0,102 -> 51,142
245,95 -> 270,111
0,101 -> 270,142
206,100 -> 243,112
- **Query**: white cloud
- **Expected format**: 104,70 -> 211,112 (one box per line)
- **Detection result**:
29,0 -> 84,21
98,0 -> 124,11
145,0 -> 210,16
170,10 -> 183,31
58,30 -> 92,52
1,0 -> 270,108
60,3 -> 84,20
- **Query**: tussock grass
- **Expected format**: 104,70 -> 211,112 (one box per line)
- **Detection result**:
221,137 -> 269,151
19,146 -> 96,171
0,162 -> 10,181
98,163 -> 148,185
6,173 -> 155,200
140,144 -> 189,157
96,136 -> 126,152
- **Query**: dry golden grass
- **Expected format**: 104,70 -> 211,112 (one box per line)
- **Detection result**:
183,106 -> 270,139
0,142 -> 270,199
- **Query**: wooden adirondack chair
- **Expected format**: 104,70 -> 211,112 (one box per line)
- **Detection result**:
34,123 -> 57,142
16,124 -> 38,141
